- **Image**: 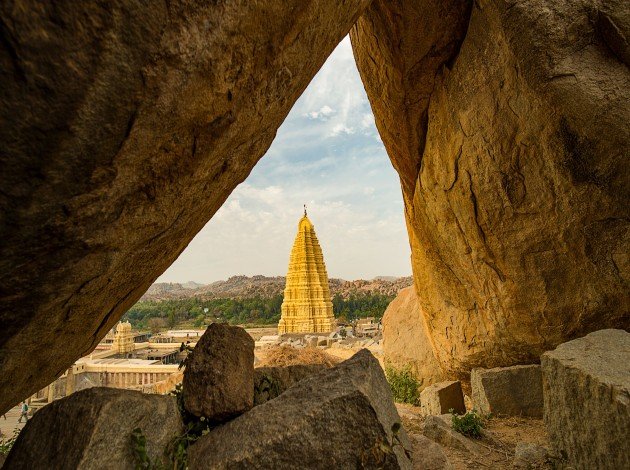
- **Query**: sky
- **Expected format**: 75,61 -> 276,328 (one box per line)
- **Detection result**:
158,37 -> 412,284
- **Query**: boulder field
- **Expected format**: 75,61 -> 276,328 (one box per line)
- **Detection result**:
1,0 -> 628,412
6,325 -> 412,469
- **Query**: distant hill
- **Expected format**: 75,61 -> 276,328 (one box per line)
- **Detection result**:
141,275 -> 413,301
182,281 -> 204,289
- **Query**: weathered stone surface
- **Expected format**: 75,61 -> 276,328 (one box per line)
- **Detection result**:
420,381 -> 465,416
382,287 -> 444,389
410,434 -> 453,470
512,442 -> 549,469
188,349 -> 412,469
471,365 -> 543,417
350,0 -> 472,199
4,387 -> 183,469
183,324 -> 254,422
353,0 -> 630,377
422,415 -> 482,454
253,363 -> 328,406
0,0 -> 372,414
541,329 -> 630,469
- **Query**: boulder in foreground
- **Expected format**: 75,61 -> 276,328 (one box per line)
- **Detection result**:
471,365 -> 543,417
4,388 -> 183,469
188,349 -> 412,469
541,329 -> 630,469
183,323 -> 254,422
253,364 -> 329,406
420,380 -> 465,416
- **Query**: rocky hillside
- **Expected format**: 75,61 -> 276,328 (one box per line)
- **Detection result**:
141,276 -> 413,301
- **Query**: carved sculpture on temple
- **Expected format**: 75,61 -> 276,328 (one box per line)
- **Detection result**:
278,209 -> 336,334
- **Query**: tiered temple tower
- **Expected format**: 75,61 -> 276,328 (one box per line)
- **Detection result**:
111,321 -> 135,354
278,209 -> 335,334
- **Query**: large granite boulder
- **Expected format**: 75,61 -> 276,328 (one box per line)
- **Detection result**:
183,324 -> 254,422
4,387 -> 183,469
471,365 -> 543,417
253,363 -> 328,406
381,286 -> 444,389
188,349 -> 412,469
353,0 -> 629,376
541,329 -> 630,469
0,0 -> 372,414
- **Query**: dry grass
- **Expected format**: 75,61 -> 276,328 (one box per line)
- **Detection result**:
257,345 -> 341,367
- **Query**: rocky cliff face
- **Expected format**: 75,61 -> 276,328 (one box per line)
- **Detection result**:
353,0 -> 629,378
0,0 -> 371,414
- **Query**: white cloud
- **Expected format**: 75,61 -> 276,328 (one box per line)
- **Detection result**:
329,123 -> 355,136
306,105 -> 335,120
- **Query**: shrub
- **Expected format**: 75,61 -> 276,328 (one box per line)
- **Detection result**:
385,365 -> 420,405
450,409 -> 484,438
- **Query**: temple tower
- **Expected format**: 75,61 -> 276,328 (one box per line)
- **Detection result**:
111,321 -> 135,354
278,209 -> 335,334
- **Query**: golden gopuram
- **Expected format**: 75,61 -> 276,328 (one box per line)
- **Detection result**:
278,208 -> 336,334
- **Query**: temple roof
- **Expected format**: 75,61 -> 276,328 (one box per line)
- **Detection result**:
298,215 -> 313,231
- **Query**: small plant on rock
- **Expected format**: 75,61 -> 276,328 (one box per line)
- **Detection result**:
450,409 -> 484,439
385,365 -> 420,405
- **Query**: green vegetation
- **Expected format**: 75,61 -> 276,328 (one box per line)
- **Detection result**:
332,293 -> 393,322
385,365 -> 420,405
450,409 -> 484,438
130,427 -> 152,469
122,293 -> 394,330
123,296 -> 284,330
131,384 -> 213,469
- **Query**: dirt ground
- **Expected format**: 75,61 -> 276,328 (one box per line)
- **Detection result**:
396,403 -> 551,469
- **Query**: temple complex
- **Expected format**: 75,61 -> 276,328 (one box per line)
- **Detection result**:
278,209 -> 335,334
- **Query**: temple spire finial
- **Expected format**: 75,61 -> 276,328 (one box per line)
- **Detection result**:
304,204 -> 307,217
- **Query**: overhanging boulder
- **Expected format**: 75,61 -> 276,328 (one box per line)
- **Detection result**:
353,0 -> 629,376
0,0 -> 372,414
